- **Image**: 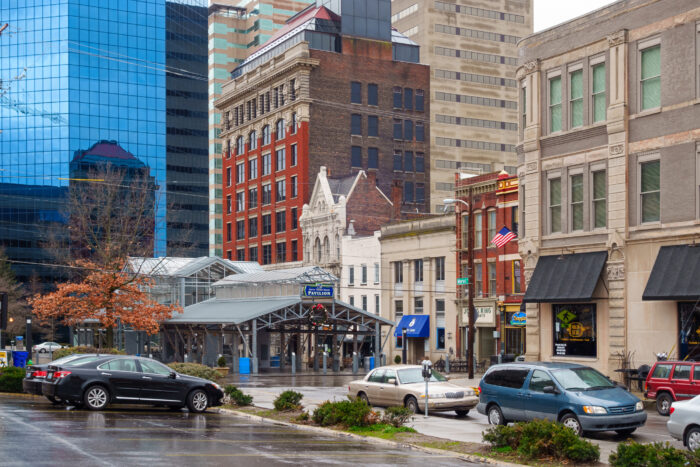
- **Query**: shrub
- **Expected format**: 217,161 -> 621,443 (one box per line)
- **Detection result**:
223,385 -> 253,406
483,419 -> 600,463
394,355 -> 401,364
294,411 -> 310,422
382,406 -> 413,428
609,441 -> 700,467
312,398 -> 375,427
0,366 -> 25,393
217,356 -> 227,367
167,362 -> 220,381
52,346 -> 125,360
274,390 -> 304,411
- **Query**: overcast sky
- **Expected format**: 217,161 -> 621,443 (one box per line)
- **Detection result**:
534,0 -> 618,32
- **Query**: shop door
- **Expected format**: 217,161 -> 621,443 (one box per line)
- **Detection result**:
679,302 -> 700,361
505,327 -> 525,356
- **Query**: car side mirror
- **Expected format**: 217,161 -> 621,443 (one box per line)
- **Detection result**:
543,385 -> 558,394
387,378 -> 397,385
169,371 -> 177,379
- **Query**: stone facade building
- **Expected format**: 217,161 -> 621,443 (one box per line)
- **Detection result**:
517,0 -> 700,376
390,0 -> 533,212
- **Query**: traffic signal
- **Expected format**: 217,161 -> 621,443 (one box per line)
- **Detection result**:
0,292 -> 7,330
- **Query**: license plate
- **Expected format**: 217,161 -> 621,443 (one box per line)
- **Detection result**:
47,372 -> 53,379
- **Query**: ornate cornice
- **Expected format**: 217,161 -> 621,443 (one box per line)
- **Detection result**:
516,59 -> 539,80
607,29 -> 627,48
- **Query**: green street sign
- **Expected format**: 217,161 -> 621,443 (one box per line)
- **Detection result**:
457,278 -> 469,285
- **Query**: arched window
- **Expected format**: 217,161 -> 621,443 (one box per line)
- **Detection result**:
314,237 -> 321,263
262,125 -> 270,145
248,130 -> 257,150
276,119 -> 285,139
236,136 -> 245,155
323,236 -> 330,262
335,234 -> 340,260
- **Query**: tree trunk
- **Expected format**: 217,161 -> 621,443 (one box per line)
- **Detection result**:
106,327 -> 114,349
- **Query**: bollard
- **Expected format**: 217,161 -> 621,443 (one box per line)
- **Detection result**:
322,351 -> 327,375
291,352 -> 296,375
446,355 -> 450,374
352,352 -> 358,374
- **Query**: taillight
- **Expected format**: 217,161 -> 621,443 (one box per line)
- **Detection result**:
669,407 -> 675,415
34,371 -> 47,378
53,371 -> 72,379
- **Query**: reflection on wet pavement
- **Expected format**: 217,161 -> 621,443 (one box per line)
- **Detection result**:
0,395 -> 479,466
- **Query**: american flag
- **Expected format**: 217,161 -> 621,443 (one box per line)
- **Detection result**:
491,226 -> 517,248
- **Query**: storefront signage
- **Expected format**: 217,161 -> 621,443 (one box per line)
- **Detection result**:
464,306 -> 495,327
553,304 -> 597,357
0,351 -> 7,367
303,283 -> 334,298
509,311 -> 526,326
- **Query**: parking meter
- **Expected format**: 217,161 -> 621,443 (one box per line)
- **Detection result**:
421,359 -> 432,418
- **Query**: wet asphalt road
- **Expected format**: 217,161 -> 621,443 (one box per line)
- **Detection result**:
0,395 -> 475,467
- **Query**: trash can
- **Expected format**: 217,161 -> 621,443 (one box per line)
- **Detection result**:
12,351 -> 28,368
369,356 -> 375,370
239,357 -> 251,374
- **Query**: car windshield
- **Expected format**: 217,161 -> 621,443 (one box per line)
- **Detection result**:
551,367 -> 615,391
397,368 -> 447,384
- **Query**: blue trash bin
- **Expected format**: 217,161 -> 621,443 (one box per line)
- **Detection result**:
239,357 -> 251,374
12,351 -> 28,368
369,356 -> 375,370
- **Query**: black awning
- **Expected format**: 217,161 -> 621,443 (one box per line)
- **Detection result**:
523,251 -> 607,303
642,244 -> 700,301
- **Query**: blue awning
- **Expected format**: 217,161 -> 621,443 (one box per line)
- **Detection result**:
394,315 -> 430,338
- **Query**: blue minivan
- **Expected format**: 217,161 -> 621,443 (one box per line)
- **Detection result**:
477,362 -> 647,436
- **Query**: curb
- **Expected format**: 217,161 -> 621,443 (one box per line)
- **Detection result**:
217,407 -> 520,467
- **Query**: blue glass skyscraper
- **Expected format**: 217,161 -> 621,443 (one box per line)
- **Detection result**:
0,0 -> 167,283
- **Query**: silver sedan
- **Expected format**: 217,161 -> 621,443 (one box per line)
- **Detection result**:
667,395 -> 700,451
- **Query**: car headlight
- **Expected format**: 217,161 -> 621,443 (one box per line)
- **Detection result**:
635,401 -> 644,412
211,382 -> 221,391
464,389 -> 475,397
582,405 -> 607,414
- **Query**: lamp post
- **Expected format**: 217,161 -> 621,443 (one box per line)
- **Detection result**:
444,196 -> 475,379
26,316 -> 32,361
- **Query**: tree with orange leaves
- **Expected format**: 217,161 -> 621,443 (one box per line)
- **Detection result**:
29,260 -> 181,347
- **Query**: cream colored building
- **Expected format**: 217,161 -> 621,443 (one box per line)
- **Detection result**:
380,215 -> 458,364
517,0 -> 700,377
391,0 -> 533,212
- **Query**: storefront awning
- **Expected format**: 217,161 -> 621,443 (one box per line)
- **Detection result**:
642,245 -> 700,301
523,251 -> 607,303
394,315 -> 430,338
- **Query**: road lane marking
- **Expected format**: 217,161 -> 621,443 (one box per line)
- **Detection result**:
117,438 -> 357,444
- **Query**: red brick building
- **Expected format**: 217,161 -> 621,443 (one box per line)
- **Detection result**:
216,4 -> 429,265
455,171 -> 524,364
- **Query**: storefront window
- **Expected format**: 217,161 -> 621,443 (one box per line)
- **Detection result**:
553,304 -> 597,357
679,302 -> 700,360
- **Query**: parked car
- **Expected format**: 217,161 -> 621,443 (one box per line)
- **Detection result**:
32,342 -> 63,353
645,361 -> 700,415
667,395 -> 700,451
23,354 -> 103,401
347,365 -> 478,416
477,362 -> 646,436
41,355 -> 224,412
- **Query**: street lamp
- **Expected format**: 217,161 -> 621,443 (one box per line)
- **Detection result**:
444,196 -> 476,379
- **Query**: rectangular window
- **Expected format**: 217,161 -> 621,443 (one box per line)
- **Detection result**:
262,244 -> 272,265
236,220 -> 245,240
521,84 -> 527,131
404,88 -> 413,110
349,296 -> 355,306
404,120 -> 413,140
416,89 -> 424,111
394,261 -> 403,283
249,158 -> 258,180
374,263 -> 380,283
291,176 -> 298,198
570,69 -> 583,128
248,187 -> 258,209
276,242 -> 286,262
226,195 -> 232,214
414,297 -> 423,314
351,81 -> 362,104
291,112 -> 297,134
351,114 -> 362,135
291,207 -> 298,230
249,246 -> 258,262
592,63 -> 606,122
361,265 -> 367,284
276,148 -> 286,171
275,179 -> 286,202
435,257 -> 445,281
236,163 -> 245,183
290,79 -> 296,101
592,170 -> 606,229
226,167 -> 232,187
375,295 -> 380,315
641,159 -> 660,223
414,259 -> 423,282
404,151 -> 414,171
571,173 -> 583,231
368,116 -> 378,137
349,266 -> 355,285
475,212 -> 483,248
641,45 -> 661,110
291,240 -> 298,261
276,211 -> 286,232
549,177 -> 562,233
416,183 -> 425,203
262,153 -> 271,176
404,181 -> 414,203
416,122 -> 425,142
488,211 -> 497,246
362,295 -> 367,312
249,217 -> 258,237
351,146 -> 362,168
549,76 -> 562,133
262,184 -> 271,205
511,206 -> 519,236
367,148 -> 378,169
262,214 -> 271,235
393,119 -> 402,139
475,263 -> 483,297
236,192 -> 244,212
290,144 -> 297,166
393,151 -> 403,171
513,261 -> 521,293
488,262 -> 497,296
368,83 -> 378,106
416,153 -> 425,173
553,304 -> 597,357
226,222 -> 232,242
262,125 -> 271,145
395,300 -> 404,319
436,299 -> 445,350
393,87 -> 402,108
237,249 -> 245,261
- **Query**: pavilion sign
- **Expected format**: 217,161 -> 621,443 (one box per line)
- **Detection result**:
303,283 -> 335,298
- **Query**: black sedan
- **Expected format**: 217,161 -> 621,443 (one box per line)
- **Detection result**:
23,354 -> 103,401
41,355 -> 224,412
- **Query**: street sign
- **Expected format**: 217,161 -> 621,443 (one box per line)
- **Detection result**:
457,277 -> 469,285
0,350 -> 7,367
303,283 -> 334,298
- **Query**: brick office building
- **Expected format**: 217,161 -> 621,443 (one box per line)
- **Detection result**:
455,171 -> 524,366
216,1 -> 430,264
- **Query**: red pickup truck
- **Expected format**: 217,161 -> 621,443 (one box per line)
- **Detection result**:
645,361 -> 700,415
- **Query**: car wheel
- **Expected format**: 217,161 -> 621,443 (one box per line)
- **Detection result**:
487,404 -> 506,426
686,427 -> 700,452
560,413 -> 583,436
615,428 -> 636,437
187,389 -> 209,413
39,348 -> 47,354
84,385 -> 109,411
357,392 -> 371,406
656,393 -> 672,416
455,409 -> 470,418
405,396 -> 419,414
